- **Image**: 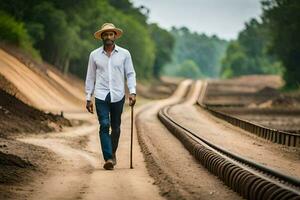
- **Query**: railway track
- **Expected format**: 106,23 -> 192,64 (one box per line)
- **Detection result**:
158,80 -> 300,200
198,81 -> 300,147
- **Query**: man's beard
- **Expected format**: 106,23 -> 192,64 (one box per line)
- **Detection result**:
103,39 -> 114,46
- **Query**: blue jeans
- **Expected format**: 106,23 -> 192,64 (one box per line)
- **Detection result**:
95,93 -> 125,161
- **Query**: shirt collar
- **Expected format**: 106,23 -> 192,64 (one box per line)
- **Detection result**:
101,44 -> 119,54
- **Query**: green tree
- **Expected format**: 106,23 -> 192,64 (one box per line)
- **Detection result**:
164,27 -> 228,78
29,2 -> 80,73
0,0 -> 157,80
149,23 -> 175,78
221,19 -> 283,78
67,0 -> 156,80
0,11 -> 40,59
262,0 -> 300,89
176,60 -> 203,79
107,0 -> 148,25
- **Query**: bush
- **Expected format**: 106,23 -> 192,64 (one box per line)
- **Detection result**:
0,11 -> 40,60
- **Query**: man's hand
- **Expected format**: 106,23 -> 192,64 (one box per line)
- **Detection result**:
86,100 -> 94,114
129,94 -> 136,106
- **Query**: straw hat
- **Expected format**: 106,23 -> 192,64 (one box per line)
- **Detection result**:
94,23 -> 123,40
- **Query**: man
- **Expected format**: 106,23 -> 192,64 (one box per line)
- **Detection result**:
85,23 -> 136,170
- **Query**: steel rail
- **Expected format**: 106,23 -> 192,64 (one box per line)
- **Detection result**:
158,106 -> 300,199
198,81 -> 300,147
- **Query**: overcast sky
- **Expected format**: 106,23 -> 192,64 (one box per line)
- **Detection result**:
130,0 -> 263,40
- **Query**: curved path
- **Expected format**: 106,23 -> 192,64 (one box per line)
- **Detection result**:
169,81 -> 300,179
136,80 -> 241,200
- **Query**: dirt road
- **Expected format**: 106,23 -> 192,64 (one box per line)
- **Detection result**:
16,109 -> 163,200
5,79 -> 241,200
0,48 -> 164,199
136,80 -> 241,200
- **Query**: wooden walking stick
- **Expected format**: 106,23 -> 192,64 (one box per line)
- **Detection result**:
130,104 -> 134,169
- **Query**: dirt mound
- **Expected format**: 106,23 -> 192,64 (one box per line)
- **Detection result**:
232,75 -> 283,88
255,92 -> 300,108
0,74 -> 32,105
270,95 -> 300,107
0,89 -> 71,138
257,86 -> 280,96
0,151 -> 35,184
0,137 -> 61,199
137,80 -> 178,99
0,47 -> 84,111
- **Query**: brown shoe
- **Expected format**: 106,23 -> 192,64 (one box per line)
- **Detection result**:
103,159 -> 114,170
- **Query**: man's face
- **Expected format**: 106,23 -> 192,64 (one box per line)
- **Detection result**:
101,31 -> 116,45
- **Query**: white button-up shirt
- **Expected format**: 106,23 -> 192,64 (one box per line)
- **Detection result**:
85,45 -> 136,102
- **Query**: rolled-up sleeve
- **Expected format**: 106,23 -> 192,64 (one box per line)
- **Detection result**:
85,53 -> 96,101
124,51 -> 136,94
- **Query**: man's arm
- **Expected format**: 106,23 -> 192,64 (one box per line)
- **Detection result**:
124,51 -> 136,106
85,52 -> 96,113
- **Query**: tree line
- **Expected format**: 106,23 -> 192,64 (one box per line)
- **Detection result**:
221,0 -> 300,89
1,0 -> 299,89
163,27 -> 228,79
0,0 -> 174,81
